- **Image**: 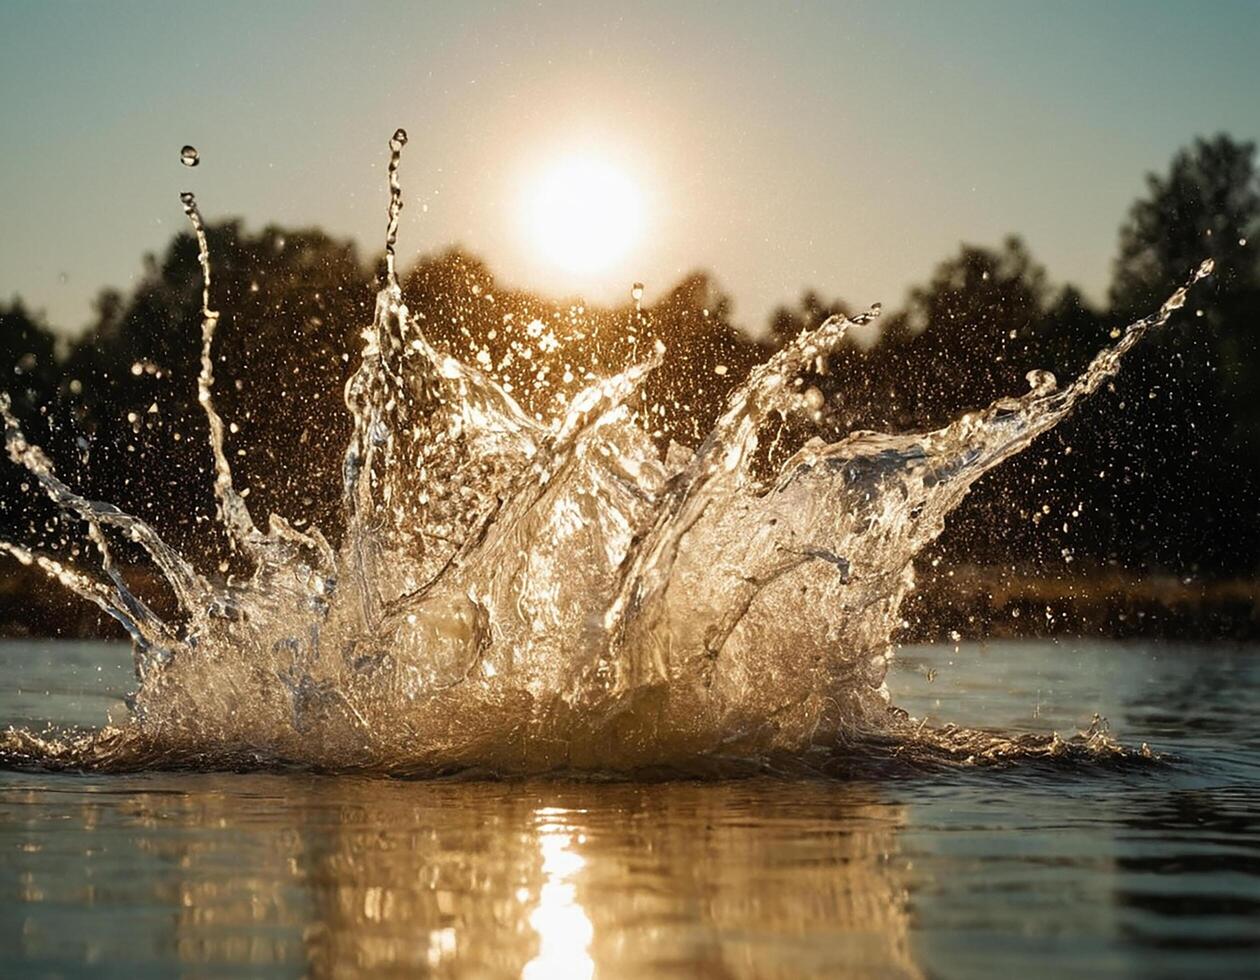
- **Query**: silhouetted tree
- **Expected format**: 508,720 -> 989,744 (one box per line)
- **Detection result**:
1099,134 -> 1260,573
884,237 -> 1050,425
0,300 -> 61,543
768,290 -> 854,346
62,222 -> 373,562
0,299 -> 58,419
1111,134 -> 1259,312
638,271 -> 764,445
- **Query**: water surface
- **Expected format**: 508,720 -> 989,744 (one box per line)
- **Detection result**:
2,638 -> 1256,977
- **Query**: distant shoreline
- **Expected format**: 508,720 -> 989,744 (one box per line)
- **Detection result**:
903,563 -> 1260,642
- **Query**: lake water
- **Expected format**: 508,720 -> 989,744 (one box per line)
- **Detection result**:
1,638 -> 1257,978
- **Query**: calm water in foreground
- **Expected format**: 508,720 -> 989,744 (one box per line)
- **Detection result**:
0,638 -> 1257,978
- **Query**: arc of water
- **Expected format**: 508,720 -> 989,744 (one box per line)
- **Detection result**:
343,130 -> 412,516
179,192 -> 263,558
600,258 -> 1213,706
0,539 -> 158,651
0,394 -> 209,624
179,191 -> 333,576
598,306 -> 881,696
339,129 -> 416,625
880,258 -> 1216,488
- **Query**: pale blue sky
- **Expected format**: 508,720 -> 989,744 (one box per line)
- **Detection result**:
2,0 -> 1258,335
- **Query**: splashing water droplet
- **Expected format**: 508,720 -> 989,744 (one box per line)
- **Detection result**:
180,145 -> 199,167
1025,369 -> 1057,395
1162,287 -> 1188,314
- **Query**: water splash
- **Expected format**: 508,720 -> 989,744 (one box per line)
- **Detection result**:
0,133 -> 1214,775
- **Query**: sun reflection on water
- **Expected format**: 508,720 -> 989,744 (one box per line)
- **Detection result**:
522,807 -> 594,980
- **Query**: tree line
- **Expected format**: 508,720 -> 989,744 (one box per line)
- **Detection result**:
2,134 -> 1257,588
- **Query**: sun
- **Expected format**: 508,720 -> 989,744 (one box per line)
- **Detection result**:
523,153 -> 645,276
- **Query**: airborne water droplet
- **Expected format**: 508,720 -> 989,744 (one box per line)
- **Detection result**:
1025,369 -> 1057,395
631,282 -> 644,303
390,128 -> 409,151
180,145 -> 199,168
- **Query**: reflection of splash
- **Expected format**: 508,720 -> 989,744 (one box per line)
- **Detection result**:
523,808 -> 594,980
0,776 -> 923,976
286,781 -> 923,978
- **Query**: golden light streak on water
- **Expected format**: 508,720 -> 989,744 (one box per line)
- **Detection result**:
523,807 -> 595,980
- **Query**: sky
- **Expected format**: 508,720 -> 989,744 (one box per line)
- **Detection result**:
2,0 -> 1259,337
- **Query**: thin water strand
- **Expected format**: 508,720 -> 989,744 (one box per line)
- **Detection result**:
180,191 -> 262,557
384,128 -> 408,287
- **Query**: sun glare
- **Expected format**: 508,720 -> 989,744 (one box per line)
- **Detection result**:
523,153 -> 644,276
